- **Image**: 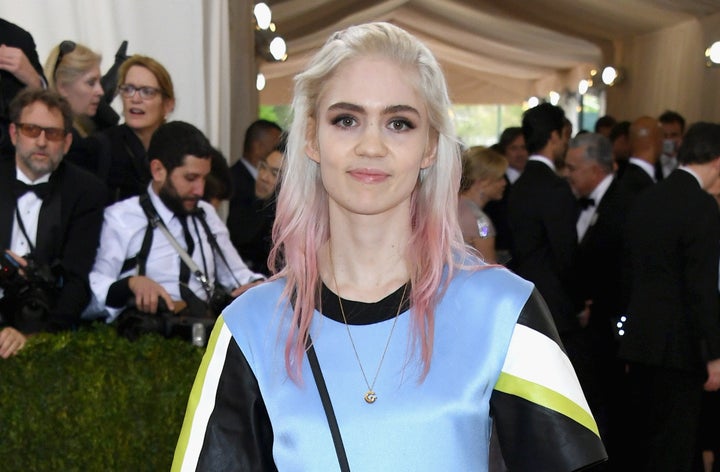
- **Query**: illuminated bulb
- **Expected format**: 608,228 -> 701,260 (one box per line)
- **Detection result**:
254,3 -> 272,30
618,329 -> 625,336
269,36 -> 286,61
708,41 -> 720,64
527,96 -> 539,108
602,66 -> 618,85
616,322 -> 623,329
256,72 -> 266,91
578,79 -> 589,95
620,316 -> 627,322
549,91 -> 560,106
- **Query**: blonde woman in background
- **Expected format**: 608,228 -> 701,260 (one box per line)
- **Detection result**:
458,146 -> 508,263
44,41 -> 106,174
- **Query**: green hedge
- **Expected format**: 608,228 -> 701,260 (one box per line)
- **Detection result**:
0,323 -> 204,471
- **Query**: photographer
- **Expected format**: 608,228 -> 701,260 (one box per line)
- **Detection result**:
88,121 -> 263,341
0,88 -> 106,357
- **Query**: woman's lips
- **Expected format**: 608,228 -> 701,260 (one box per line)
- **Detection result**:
348,168 -> 390,183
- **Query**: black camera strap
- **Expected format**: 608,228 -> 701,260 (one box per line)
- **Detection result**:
137,193 -> 213,299
305,334 -> 351,472
193,208 -> 243,289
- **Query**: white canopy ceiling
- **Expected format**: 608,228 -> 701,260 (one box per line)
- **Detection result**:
259,0 -> 720,104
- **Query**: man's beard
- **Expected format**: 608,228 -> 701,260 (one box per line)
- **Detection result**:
158,179 -> 199,216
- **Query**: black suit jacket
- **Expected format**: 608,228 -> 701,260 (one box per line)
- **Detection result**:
574,178 -> 628,354
226,160 -> 267,271
92,124 -> 149,204
0,158 -> 107,331
613,162 -> 654,201
508,160 -> 580,332
0,19 -> 46,154
619,170 -> 720,373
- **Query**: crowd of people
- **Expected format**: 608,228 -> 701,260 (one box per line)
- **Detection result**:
470,104 -> 720,471
2,16 -> 720,472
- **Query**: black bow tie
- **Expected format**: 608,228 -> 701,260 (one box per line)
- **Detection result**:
14,180 -> 50,199
578,197 -> 595,210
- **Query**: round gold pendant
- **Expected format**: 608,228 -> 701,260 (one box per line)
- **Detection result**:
364,390 -> 377,404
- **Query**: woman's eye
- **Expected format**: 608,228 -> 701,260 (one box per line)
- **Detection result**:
332,115 -> 356,128
389,119 -> 414,131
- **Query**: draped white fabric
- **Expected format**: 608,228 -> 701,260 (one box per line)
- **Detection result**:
259,0 -> 720,123
3,0 -> 720,144
0,0 -> 231,153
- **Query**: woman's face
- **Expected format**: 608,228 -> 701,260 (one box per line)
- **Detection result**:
57,64 -> 103,117
255,150 -> 283,200
306,56 -> 436,220
479,174 -> 507,201
121,65 -> 173,134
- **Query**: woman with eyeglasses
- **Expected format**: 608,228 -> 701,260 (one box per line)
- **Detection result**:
44,40 -> 107,174
94,54 -> 175,203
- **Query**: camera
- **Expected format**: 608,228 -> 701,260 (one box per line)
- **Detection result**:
116,297 -> 217,346
0,252 -> 60,331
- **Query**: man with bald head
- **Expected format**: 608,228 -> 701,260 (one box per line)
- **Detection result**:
612,116 -> 662,206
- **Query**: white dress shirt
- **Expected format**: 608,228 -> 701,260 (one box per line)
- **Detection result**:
528,154 -> 556,172
89,184 -> 264,321
506,166 -> 521,184
239,156 -> 258,180
576,174 -> 614,241
10,168 -> 50,256
628,157 -> 656,182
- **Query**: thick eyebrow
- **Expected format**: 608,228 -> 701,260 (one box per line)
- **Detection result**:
327,102 -> 420,117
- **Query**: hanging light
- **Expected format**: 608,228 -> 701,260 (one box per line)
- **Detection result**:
706,41 -> 720,66
548,91 -> 560,106
578,79 -> 589,95
254,3 -> 272,30
256,72 -> 266,91
527,96 -> 540,108
269,37 -> 286,61
601,66 -> 619,86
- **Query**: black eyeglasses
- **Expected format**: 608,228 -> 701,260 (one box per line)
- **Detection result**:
53,40 -> 76,79
15,123 -> 68,142
118,84 -> 163,100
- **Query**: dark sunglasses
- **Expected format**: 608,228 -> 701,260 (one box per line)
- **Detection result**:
15,123 -> 68,142
53,40 -> 76,79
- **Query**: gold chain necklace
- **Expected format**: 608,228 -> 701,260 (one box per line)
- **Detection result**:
329,251 -> 408,404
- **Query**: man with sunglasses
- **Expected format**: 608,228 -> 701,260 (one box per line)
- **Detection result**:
0,88 -> 106,358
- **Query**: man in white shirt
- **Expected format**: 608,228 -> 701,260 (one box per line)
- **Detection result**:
565,134 -> 615,242
89,121 -> 263,324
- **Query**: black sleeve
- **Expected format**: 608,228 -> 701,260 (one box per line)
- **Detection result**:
194,336 -> 277,472
48,173 -> 107,330
490,290 -> 607,471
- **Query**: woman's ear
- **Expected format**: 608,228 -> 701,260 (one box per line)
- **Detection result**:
420,131 -> 439,169
162,98 -> 176,118
305,117 -> 320,163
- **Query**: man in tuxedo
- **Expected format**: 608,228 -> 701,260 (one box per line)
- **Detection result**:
565,133 -> 624,457
655,110 -> 685,180
612,116 -> 661,206
227,119 -> 282,258
0,18 -> 47,156
619,122 -> 720,471
0,88 -> 106,358
508,103 -> 579,334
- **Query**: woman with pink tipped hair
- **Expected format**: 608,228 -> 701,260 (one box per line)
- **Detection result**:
174,22 -> 606,472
